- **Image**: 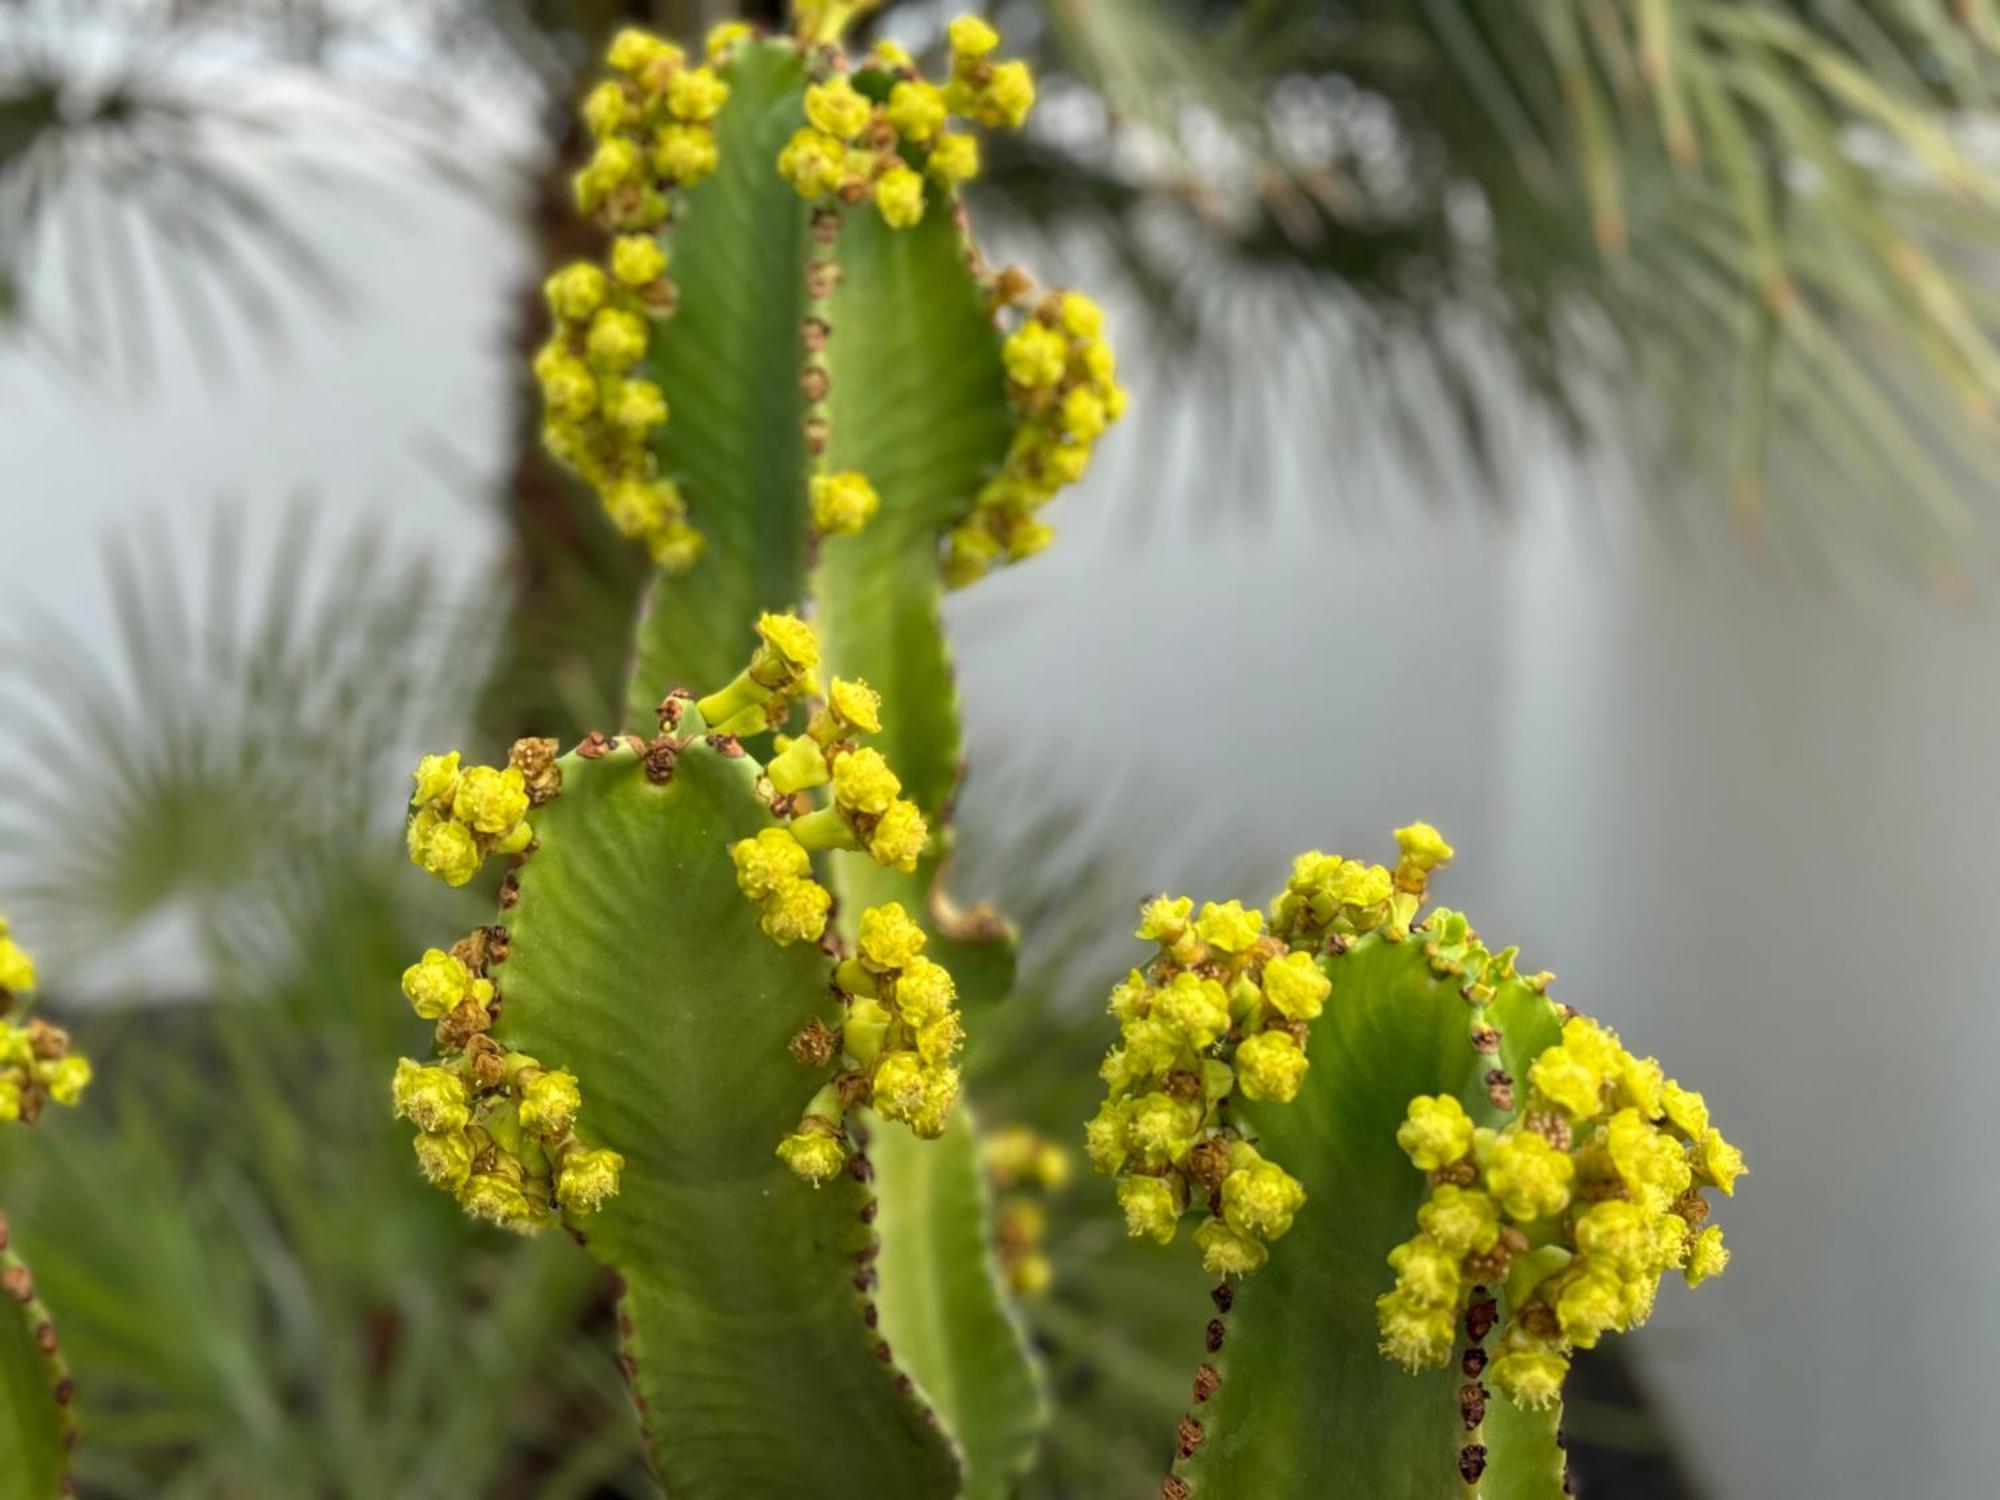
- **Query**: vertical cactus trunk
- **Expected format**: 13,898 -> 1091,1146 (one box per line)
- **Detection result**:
401,11 -> 1116,1496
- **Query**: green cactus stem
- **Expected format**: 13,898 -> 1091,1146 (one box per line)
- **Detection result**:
471,9 -> 1123,1491
0,916 -> 88,1500
1083,832 -> 1742,1497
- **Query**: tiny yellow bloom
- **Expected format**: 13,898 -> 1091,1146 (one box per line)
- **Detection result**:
1235,1029 -> 1308,1104
760,876 -> 831,946
412,750 -> 463,808
1260,950 -> 1331,1022
1221,1159 -> 1306,1241
810,470 -> 881,534
1058,292 -> 1105,339
0,933 -> 35,996
828,677 -> 882,735
1684,1225 -> 1729,1286
519,1068 -> 583,1137
1490,1347 -> 1569,1409
654,123 -> 720,184
886,80 -> 947,144
832,747 -> 902,817
402,948 -> 473,1021
1195,1215 -> 1269,1277
1529,1043 -> 1604,1120
1393,821 -> 1454,872
778,1128 -> 847,1185
756,611 -> 820,673
607,28 -> 674,75
875,164 -> 926,229
949,17 -> 1001,59
805,76 -> 873,141
705,20 -> 751,62
1661,1080 -> 1710,1139
1387,1234 -> 1461,1307
414,817 -> 483,888
927,132 -> 979,184
667,67 -> 730,124
979,60 -> 1035,129
1484,1129 -> 1576,1222
1376,1288 -> 1455,1370
545,261 -> 609,322
1194,899 -> 1264,956
895,958 -> 958,1027
1157,971 -> 1231,1050
858,901 -> 927,973
1396,1094 -> 1474,1172
1117,1174 -> 1183,1245
1002,320 -> 1068,388
585,308 -> 649,372
392,1058 -> 470,1135
866,800 -> 929,872
1696,1127 -> 1746,1196
453,765 -> 531,836
1418,1183 -> 1500,1256
558,1146 -> 625,1213
610,234 -> 668,287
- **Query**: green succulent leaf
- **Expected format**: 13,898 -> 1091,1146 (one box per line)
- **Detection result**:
869,1103 -> 1046,1500
489,742 -> 959,1498
1170,938 -> 1568,1498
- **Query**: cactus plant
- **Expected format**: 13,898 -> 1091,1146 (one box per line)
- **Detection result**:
392,8 -> 1744,1497
0,916 -> 89,1500
396,7 -> 1120,1496
1087,832 -> 1742,1496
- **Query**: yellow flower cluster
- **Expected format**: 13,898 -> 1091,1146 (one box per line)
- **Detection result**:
0,918 -> 91,1127
696,610 -> 825,738
775,14 -> 1032,228
395,929 -> 622,1233
943,291 -> 1127,586
1272,822 -> 1454,944
984,1124 -> 1073,1296
539,27 -> 734,573
1376,1014 -> 1743,1410
405,748 -> 535,889
1086,893 -> 1326,1278
774,900 -> 968,1185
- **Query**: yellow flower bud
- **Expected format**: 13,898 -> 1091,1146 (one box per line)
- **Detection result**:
1060,385 -> 1107,442
413,1129 -> 474,1192
401,948 -> 471,1021
1002,321 -> 1068,388
1084,1098 -> 1133,1174
545,261 -> 610,322
393,1058 -> 470,1135
610,234 -> 668,288
977,60 -> 1035,129
1222,1159 -> 1306,1241
585,308 -> 649,372
1117,1174 -> 1184,1245
603,378 -> 669,434
777,126 -> 845,198
667,66 -> 730,123
1396,1094 -> 1474,1172
1235,1030 -> 1308,1104
0,934 -> 35,996
1260,950 -> 1330,1021
1685,1225 -> 1729,1287
519,1068 -> 582,1137
413,817 -> 482,888
1418,1183 -> 1500,1256
655,123 -> 720,184
1136,896 -> 1193,946
1529,1043 -> 1604,1120
458,1171 -> 541,1232
827,677 -> 882,735
866,800 -> 929,872
872,1050 -> 928,1122
875,164 -> 926,229
756,611 -> 819,674
893,957 -> 957,1026
759,876 -> 831,946
805,76 -> 873,141
558,1146 -> 625,1214
1157,971 -> 1230,1050
1662,1080 -> 1709,1139
857,901 -> 926,973
833,748 -> 902,817
809,470 -> 881,535
1387,1234 -> 1461,1308
1484,1130 -> 1576,1222
778,1127 -> 847,1185
607,28 -> 674,74
44,1055 -> 90,1107
706,21 -> 751,62
1194,899 -> 1264,956
1393,821 -> 1454,872
1058,292 -> 1104,339
917,135 -> 972,188
886,80 -> 947,143
453,765 -> 531,837
1696,1127 -> 1746,1196
1490,1347 -> 1569,1408
1195,1216 -> 1269,1277
949,16 -> 1001,57
1376,1288 -> 1455,1371
412,750 -> 463,808
581,80 -> 631,141
1605,1108 -> 1693,1212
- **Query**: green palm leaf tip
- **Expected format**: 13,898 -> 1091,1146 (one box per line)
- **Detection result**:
1084,829 -> 1742,1497
0,916 -> 88,1500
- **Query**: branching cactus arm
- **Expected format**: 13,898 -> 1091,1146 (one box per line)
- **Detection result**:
1084,834 -> 1743,1497
0,917 -> 89,1500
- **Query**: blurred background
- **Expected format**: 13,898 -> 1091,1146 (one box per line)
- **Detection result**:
1,1 -> 1994,1495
